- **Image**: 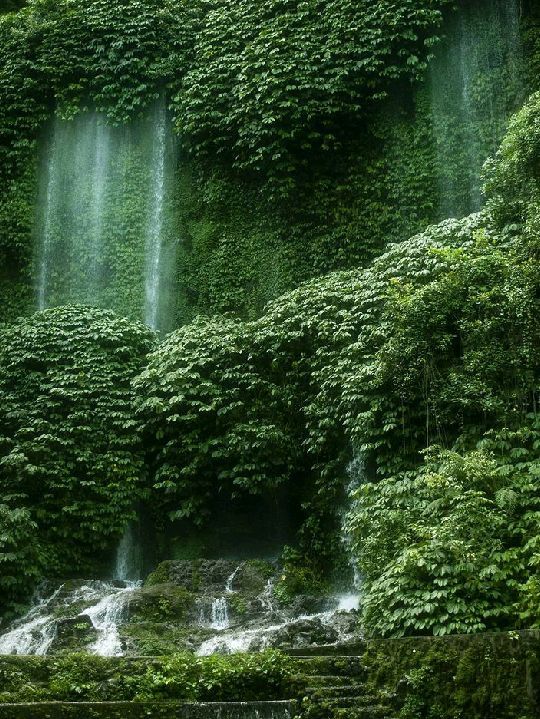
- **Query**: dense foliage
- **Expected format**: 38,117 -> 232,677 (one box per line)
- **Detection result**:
134,316 -> 300,524
0,1 -> 539,643
0,0 -> 530,328
0,307 -> 154,616
0,0 -> 451,178
134,93 -> 540,633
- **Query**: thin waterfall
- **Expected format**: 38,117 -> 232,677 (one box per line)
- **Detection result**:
37,119 -> 61,311
211,598 -> 230,630
144,98 -> 167,331
113,523 -> 142,582
429,0 -> 524,219
35,100 -> 176,327
89,118 -> 111,286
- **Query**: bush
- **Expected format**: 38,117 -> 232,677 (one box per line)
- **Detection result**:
0,306 -> 155,579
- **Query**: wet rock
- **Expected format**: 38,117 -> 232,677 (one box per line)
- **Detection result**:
51,615 -> 96,652
267,618 -> 339,649
127,584 -> 196,623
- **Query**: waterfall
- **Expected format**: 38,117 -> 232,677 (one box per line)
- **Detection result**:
35,100 -> 176,329
144,98 -> 167,331
37,121 -> 60,311
113,523 -> 142,582
429,0 -> 524,219
0,581 -> 141,657
208,566 -> 241,630
210,597 -> 230,630
81,586 -> 134,657
226,566 -> 241,594
334,455 -> 363,612
0,585 -> 63,656
89,119 -> 111,285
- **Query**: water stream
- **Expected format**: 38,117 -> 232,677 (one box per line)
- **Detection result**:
0,527 -> 141,656
429,0 -> 524,219
35,100 -> 176,330
144,97 -> 167,330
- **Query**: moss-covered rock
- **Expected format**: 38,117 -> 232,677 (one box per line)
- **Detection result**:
128,585 -> 196,624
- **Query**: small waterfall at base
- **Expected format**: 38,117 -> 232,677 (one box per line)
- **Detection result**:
0,528 -> 143,656
429,0 -> 525,220
333,455 -> 364,613
0,585 -> 63,656
196,562 -> 360,657
205,566 -> 241,630
113,523 -> 142,582
211,598 -> 230,630
81,585 -> 136,657
226,566 -> 241,594
0,580 -> 142,658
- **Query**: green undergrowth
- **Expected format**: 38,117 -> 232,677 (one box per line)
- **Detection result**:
0,651 -> 293,703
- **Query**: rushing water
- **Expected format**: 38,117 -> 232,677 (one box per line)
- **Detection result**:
205,566 -> 242,630
113,523 -> 143,582
81,583 -> 139,657
429,0 -> 524,219
210,598 -> 230,631
35,100 -> 176,330
0,526 -> 142,656
0,581 -> 136,656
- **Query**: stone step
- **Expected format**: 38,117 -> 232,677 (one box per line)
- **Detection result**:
0,700 -> 296,719
286,644 -> 365,657
333,708 -> 391,719
304,685 -> 368,698
292,674 -> 359,687
302,703 -> 390,719
293,656 -> 366,677
320,698 -> 389,710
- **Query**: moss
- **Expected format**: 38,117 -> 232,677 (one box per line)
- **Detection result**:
361,631 -> 540,719
0,634 -> 539,714
128,585 -> 196,623
228,593 -> 248,617
273,562 -> 327,606
144,563 -> 171,587
118,623 -> 205,656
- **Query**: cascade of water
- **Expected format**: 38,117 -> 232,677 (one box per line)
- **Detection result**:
429,0 -> 524,219
225,565 -> 241,593
81,584 -> 137,657
35,100 -> 175,327
0,585 -> 64,656
207,565 -> 243,630
0,574 -> 143,657
37,119 -> 61,311
0,616 -> 57,656
144,98 -> 167,331
197,603 -> 358,657
259,579 -> 276,614
113,524 -> 142,582
336,594 -> 360,612
89,118 -> 111,285
339,456 -> 363,596
210,597 -> 230,631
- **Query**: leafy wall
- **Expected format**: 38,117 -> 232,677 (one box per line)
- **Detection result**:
0,0 -> 520,325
